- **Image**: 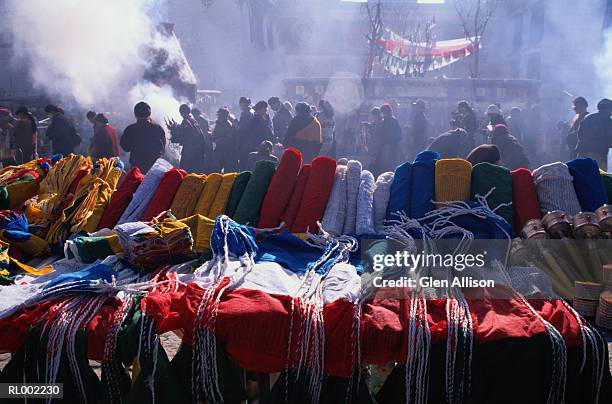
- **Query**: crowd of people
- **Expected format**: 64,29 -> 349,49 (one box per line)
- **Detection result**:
0,93 -> 610,176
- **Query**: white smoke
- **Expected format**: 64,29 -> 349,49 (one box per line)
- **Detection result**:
7,0 -> 186,121
596,29 -> 612,97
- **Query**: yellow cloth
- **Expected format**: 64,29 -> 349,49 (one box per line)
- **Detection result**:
208,173 -> 237,219
193,173 -> 222,217
179,214 -> 215,253
7,181 -> 40,209
434,158 -> 472,207
82,166 -> 122,233
107,233 -> 124,254
0,240 -> 52,275
169,173 -> 207,219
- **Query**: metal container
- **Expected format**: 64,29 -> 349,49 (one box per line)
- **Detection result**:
596,204 -> 612,232
520,219 -> 549,240
541,210 -> 572,239
572,212 -> 601,239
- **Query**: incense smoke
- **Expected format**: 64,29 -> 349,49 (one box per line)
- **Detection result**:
596,30 -> 612,97
6,0 -> 192,121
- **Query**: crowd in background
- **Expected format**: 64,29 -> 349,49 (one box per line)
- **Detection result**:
0,94 -> 610,176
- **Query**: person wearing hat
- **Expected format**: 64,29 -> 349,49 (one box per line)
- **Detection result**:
10,106 -> 38,163
284,102 -> 322,164
489,124 -> 529,170
120,101 -> 167,174
212,106 -> 238,172
91,113 -> 120,160
486,104 -> 506,128
576,98 -> 612,171
268,96 -> 293,142
566,96 -> 589,159
466,144 -> 501,166
44,104 -> 81,157
410,99 -> 430,158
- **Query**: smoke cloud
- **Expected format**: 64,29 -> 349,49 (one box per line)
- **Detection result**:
596,30 -> 612,97
6,0 -> 190,121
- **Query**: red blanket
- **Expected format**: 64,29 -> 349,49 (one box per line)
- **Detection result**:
511,168 -> 541,232
281,164 -> 311,230
140,168 -> 187,221
96,167 -> 144,230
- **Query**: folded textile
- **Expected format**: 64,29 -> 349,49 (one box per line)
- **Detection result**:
0,159 -> 50,210
471,162 -> 514,227
566,157 -> 607,212
321,165 -> 348,235
64,234 -> 123,264
0,211 -> 49,257
82,159 -> 122,233
386,161 -> 412,221
435,158 -> 472,206
281,164 -> 311,230
532,162 -> 582,215
511,168 -> 541,232
43,263 -> 114,290
194,173 -> 223,217
209,173 -> 237,219
343,160 -> 362,235
292,156 -> 336,233
225,171 -> 251,218
96,167 -> 144,230
140,168 -> 187,221
178,214 -> 215,254
373,172 -> 394,233
117,159 -> 172,225
233,160 -> 277,226
410,150 -> 439,218
258,148 -> 302,228
169,173 -> 207,219
356,170 -> 375,235
601,170 -> 612,203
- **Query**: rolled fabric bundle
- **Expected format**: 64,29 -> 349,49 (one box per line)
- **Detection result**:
96,167 -> 144,230
82,163 -> 122,233
321,165 -> 348,235
291,156 -> 337,233
233,160 -> 277,225
566,157 -> 607,212
178,214 -> 215,254
117,159 -> 172,225
193,173 -> 223,217
435,158 -> 472,206
64,233 -> 124,263
169,173 -> 207,219
374,172 -> 394,233
470,162 -> 514,227
258,147 -> 303,228
225,171 -> 251,218
208,173 -> 237,219
511,168 -> 541,232
342,160 -> 362,234
386,161 -> 412,221
140,168 -> 187,221
281,164 -> 311,230
532,162 -> 582,215
601,169 -> 612,203
410,150 -> 439,218
356,170 -> 376,235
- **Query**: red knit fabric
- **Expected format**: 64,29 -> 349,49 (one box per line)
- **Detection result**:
258,148 -> 303,228
96,167 -> 144,230
291,156 -> 337,233
139,168 -> 187,221
510,168 -> 541,232
281,164 -> 311,230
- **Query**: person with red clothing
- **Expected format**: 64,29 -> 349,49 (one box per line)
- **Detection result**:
91,113 -> 120,160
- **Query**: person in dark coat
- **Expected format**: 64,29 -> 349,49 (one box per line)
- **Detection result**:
566,96 -> 589,159
489,124 -> 530,170
466,144 -> 501,166
246,140 -> 279,171
120,102 -> 166,174
91,113 -> 120,160
284,102 -> 322,164
247,101 -> 274,154
456,100 -> 479,141
373,104 -> 402,173
410,99 -> 429,156
428,128 -> 474,159
576,98 -> 612,171
212,107 -> 238,173
237,97 -> 254,169
171,104 -> 207,173
44,105 -> 80,156
268,96 -> 293,142
10,106 -> 37,163
505,107 -> 525,144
